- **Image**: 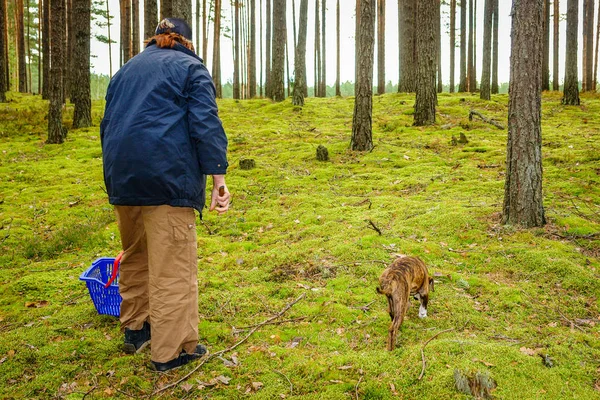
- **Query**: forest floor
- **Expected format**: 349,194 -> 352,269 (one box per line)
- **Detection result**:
0,91 -> 599,399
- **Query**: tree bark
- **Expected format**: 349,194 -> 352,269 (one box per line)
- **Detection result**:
356,0 -> 360,88
472,0 -> 477,90
271,0 -> 285,101
259,0 -> 263,96
48,0 -> 66,144
503,0 -> 545,228
314,0 -> 321,96
171,0 -> 192,25
467,0 -> 475,91
293,0 -> 308,105
320,0 -> 326,96
120,0 -> 131,64
161,0 -> 172,19
132,0 -> 140,54
437,1 -> 442,93
459,0 -> 467,91
594,0 -> 600,90
265,0 -> 271,97
0,0 -> 6,101
480,0 -> 492,100
249,0 -> 256,97
414,0 -> 438,126
233,0 -> 240,99
398,0 -> 416,92
491,0 -> 498,93
583,0 -> 594,91
377,0 -> 385,94
449,0 -> 456,92
352,0 -> 375,151
72,0 -> 91,128
563,0 -> 579,104
336,0 -> 340,96
106,0 -> 113,77
212,0 -> 222,97
202,0 -> 208,61
541,0 -> 550,90
17,0 -> 26,92
42,0 -> 49,97
26,0 -> 32,93
553,0 -> 559,90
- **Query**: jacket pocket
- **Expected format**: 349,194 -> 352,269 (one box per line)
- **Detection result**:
167,210 -> 195,242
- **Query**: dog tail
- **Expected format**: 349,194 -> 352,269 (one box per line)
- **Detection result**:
376,286 -> 384,294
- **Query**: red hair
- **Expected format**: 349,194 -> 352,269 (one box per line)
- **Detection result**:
144,32 -> 195,52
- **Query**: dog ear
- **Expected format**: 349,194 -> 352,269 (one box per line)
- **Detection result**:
429,277 -> 434,292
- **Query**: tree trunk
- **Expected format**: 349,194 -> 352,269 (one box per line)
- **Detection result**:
249,0 -> 256,97
66,0 -> 73,100
265,0 -> 271,97
459,0 -> 467,91
336,0 -> 340,96
293,0 -> 308,105
286,26 -> 290,97
356,0 -> 360,88
437,1 -> 442,93
541,0 -> 550,90
171,0 -> 192,24
202,0 -> 208,61
449,0 -> 456,93
584,0 -> 594,91
17,0 -> 26,92
132,0 -> 140,54
271,0 -> 285,101
472,0 -> 477,90
259,0 -> 263,96
161,0 -> 172,19
106,0 -> 113,77
42,0 -> 49,97
553,0 -> 559,90
320,0 -> 326,97
491,0 -> 498,93
48,0 -> 66,144
72,0 -> 91,128
398,0 -> 416,92
26,0 -> 32,93
480,0 -> 492,100
314,0 -> 321,96
414,0 -> 438,126
594,0 -> 600,90
377,0 -> 385,94
212,0 -> 222,97
233,0 -> 240,99
292,0 -> 297,49
467,0 -> 474,91
120,0 -> 131,64
0,0 -> 6,101
563,0 -> 579,104
503,0 -> 545,228
351,0 -> 375,151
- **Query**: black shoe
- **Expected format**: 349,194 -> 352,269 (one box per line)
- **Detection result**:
123,321 -> 151,354
150,344 -> 208,372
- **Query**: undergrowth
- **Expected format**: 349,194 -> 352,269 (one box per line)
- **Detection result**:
0,91 -> 598,399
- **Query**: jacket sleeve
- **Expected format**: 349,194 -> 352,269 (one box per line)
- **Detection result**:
187,63 -> 229,175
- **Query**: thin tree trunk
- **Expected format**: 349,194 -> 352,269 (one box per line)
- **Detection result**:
212,0 -> 222,97
314,0 -> 320,96
351,0 -> 375,151
37,0 -> 41,94
503,0 -> 545,228
584,0 -> 594,91
233,0 -> 240,99
48,0 -> 66,144
542,0 -> 550,90
132,0 -> 139,54
285,26 -> 290,97
293,0 -> 308,105
377,0 -> 385,94
398,0 -> 416,92
196,0 -> 199,49
459,0 -> 467,91
27,0 -> 31,93
336,0 -> 340,96
17,0 -> 26,92
67,0 -> 73,99
480,0 -> 492,100
467,0 -> 473,91
3,0 -> 8,90
583,0 -> 588,91
72,0 -> 91,128
292,0 -> 297,49
202,0 -> 207,61
563,0 -> 579,104
437,0 -> 442,93
450,0 -> 456,93
249,0 -> 256,97
0,0 -> 6,101
553,0 -> 559,90
491,0 -> 498,93
472,0 -> 477,90
42,0 -> 49,97
265,0 -> 271,97
107,0 -> 113,77
260,0 -> 263,96
594,0 -> 600,90
271,0 -> 285,101
321,0 -> 326,96
356,0 -> 360,88
414,0 -> 438,126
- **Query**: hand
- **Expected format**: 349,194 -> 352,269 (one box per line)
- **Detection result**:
209,176 -> 230,214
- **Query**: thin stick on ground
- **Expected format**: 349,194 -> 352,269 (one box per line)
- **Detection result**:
232,316 -> 307,332
152,293 -> 306,396
367,219 -> 382,235
273,369 -> 293,395
418,328 -> 456,380
355,375 -> 363,400
469,109 -> 505,130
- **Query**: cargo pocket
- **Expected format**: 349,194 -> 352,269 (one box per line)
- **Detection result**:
167,210 -> 195,242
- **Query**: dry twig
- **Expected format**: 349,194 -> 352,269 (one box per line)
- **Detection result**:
152,293 -> 306,396
366,219 -> 382,235
273,369 -> 293,395
468,110 -> 505,130
232,316 -> 307,333
418,328 -> 456,380
355,376 -> 363,400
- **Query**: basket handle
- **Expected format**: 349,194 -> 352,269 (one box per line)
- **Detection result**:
104,251 -> 123,289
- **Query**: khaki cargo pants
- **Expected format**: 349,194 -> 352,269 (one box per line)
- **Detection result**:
114,205 -> 199,363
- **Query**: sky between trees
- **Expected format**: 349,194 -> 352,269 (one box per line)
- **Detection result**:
91,1 -> 588,87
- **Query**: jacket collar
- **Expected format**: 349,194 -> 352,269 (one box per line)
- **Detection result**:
145,40 -> 204,63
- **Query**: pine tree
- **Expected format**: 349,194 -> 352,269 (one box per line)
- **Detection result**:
42,0 -> 49,97
17,0 -> 26,92
449,0 -> 456,93
249,0 -> 256,97
212,0 -> 222,97
414,0 -> 438,125
271,0 -> 285,101
131,0 -> 139,54
292,0 -> 308,105
542,0 -> 550,90
553,0 -> 559,90
72,0 -> 91,128
503,0 -> 545,228
314,0 -> 321,96
480,0 -> 492,100
0,0 -> 6,102
265,0 -> 271,97
144,0 -> 157,39
48,0 -> 67,144
491,0 -> 498,94
459,0 -> 467,91
467,0 -> 474,91
233,0 -> 240,99
320,0 -> 326,97
563,0 -> 580,104
351,0 -> 375,151
398,0 -> 416,92
335,0 -> 340,96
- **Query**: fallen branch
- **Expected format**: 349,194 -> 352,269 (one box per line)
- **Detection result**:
366,220 -> 382,236
232,316 -> 307,333
469,110 -> 505,130
355,376 -> 363,400
350,300 -> 377,312
520,290 -> 586,333
418,328 -> 456,380
152,293 -> 306,396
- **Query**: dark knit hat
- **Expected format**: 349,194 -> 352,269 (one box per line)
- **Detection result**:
155,18 -> 193,41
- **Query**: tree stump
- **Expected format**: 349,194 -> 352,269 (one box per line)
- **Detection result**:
239,158 -> 256,170
316,145 -> 329,161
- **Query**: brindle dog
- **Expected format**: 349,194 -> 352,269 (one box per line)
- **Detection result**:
377,256 -> 434,351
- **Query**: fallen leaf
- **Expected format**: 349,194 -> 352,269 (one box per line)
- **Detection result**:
104,388 -> 114,396
215,375 -> 231,385
472,358 -> 495,367
181,383 -> 193,392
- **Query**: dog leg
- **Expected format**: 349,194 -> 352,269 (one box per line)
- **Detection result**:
418,292 -> 429,318
387,296 -> 394,321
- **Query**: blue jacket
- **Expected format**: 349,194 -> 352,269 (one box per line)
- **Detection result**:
101,42 -> 228,215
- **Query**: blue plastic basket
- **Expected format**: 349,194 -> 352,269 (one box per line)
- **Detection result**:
79,257 -> 122,317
